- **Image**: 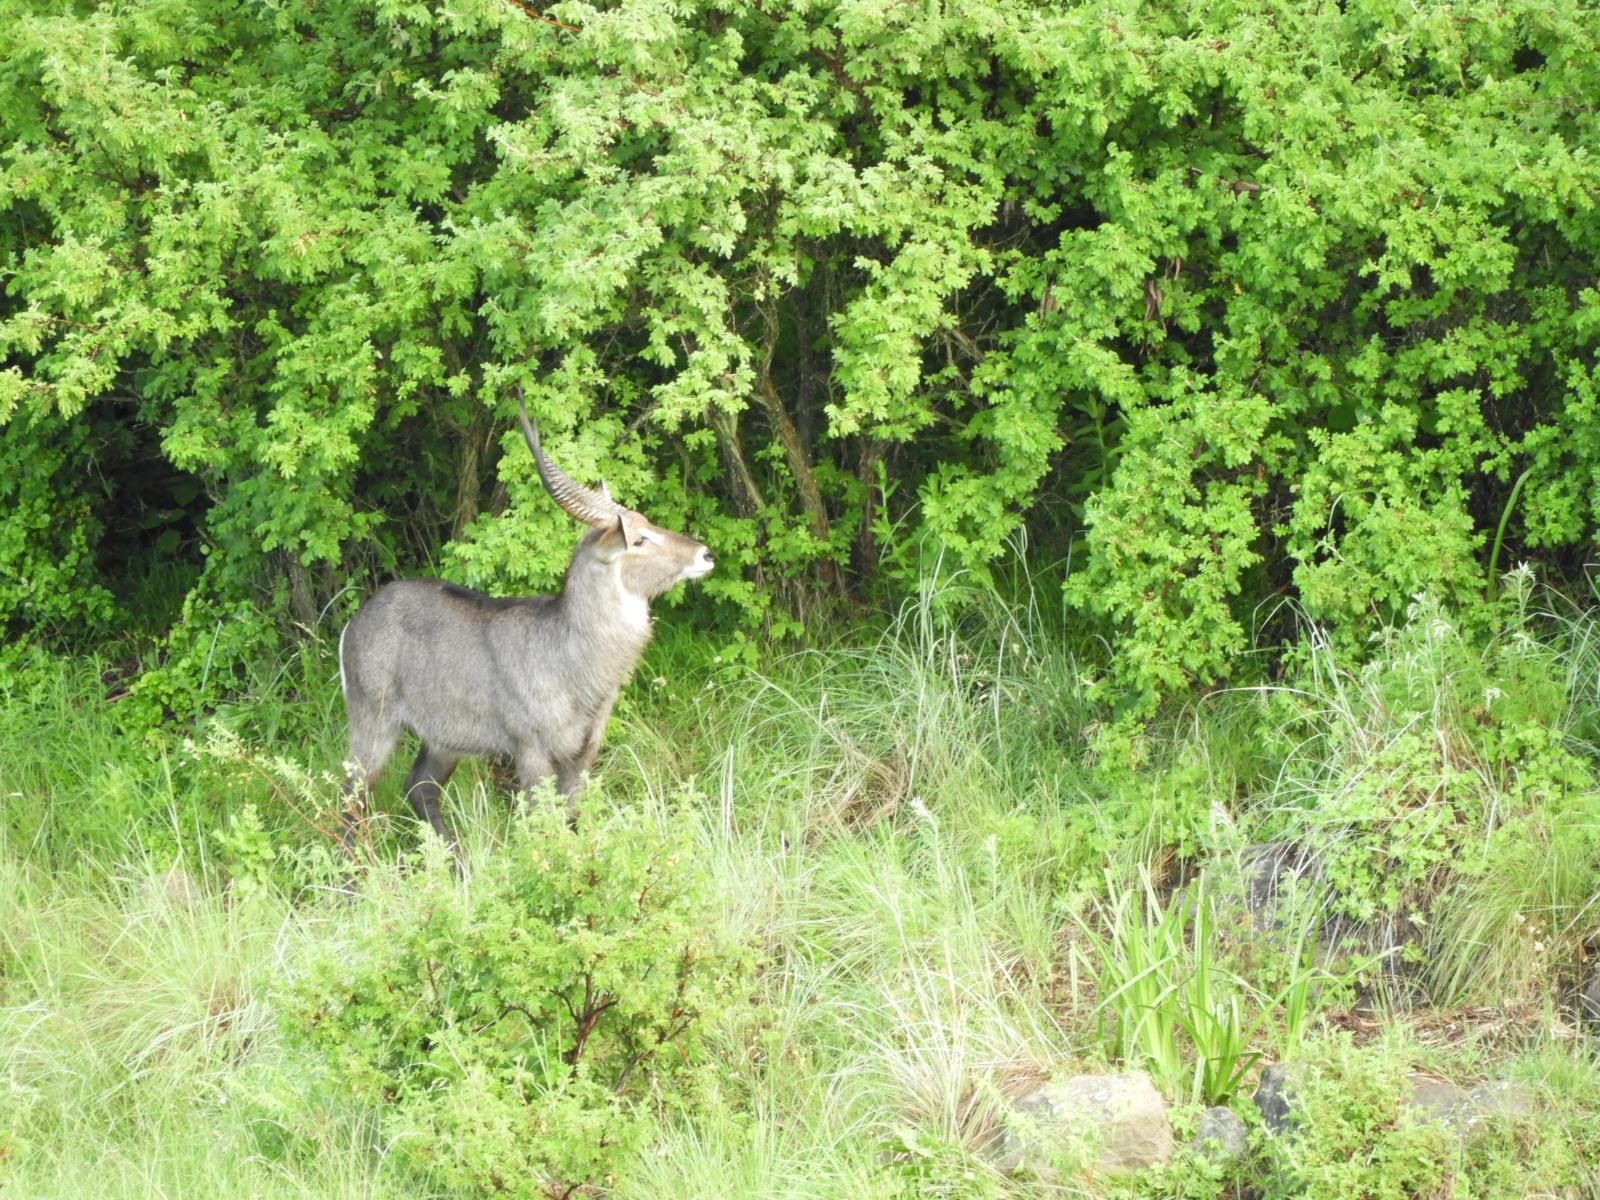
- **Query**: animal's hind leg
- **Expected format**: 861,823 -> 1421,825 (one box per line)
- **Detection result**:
340,722 -> 400,854
554,758 -> 587,829
403,745 -> 462,857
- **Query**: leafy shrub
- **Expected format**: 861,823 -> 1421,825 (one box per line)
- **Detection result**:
1257,1036 -> 1454,1200
1262,586 -> 1600,1003
0,411 -> 114,642
6,0 -> 1600,716
1253,1035 -> 1594,1200
283,799 -> 754,1198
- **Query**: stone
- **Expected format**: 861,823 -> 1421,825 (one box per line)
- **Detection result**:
1404,1074 -> 1469,1124
1579,972 -> 1600,1035
1192,1106 -> 1248,1163
994,1071 -> 1174,1175
1240,842 -> 1321,918
1402,1074 -> 1535,1134
1253,1062 -> 1303,1134
1235,844 -> 1403,977
1461,1081 -> 1535,1126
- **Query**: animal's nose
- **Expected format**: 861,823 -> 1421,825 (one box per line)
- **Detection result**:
701,548 -> 715,567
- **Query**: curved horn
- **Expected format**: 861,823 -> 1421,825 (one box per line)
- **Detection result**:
517,390 -> 625,528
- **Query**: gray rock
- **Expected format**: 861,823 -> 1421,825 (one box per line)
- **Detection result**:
1253,1062 -> 1303,1134
1240,842 -> 1321,918
994,1071 -> 1174,1175
1461,1080 -> 1535,1126
1402,1074 -> 1535,1133
1579,973 -> 1600,1035
1235,845 -> 1414,983
984,1125 -> 1028,1174
1192,1106 -> 1248,1163
1404,1074 -> 1469,1124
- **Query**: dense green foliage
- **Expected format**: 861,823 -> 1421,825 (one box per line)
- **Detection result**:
286,803 -> 753,1197
4,0 -> 1600,709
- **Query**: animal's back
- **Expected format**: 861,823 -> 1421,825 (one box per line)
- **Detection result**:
340,579 -> 554,758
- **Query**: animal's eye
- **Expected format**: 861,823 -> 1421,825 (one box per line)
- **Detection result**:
632,534 -> 647,547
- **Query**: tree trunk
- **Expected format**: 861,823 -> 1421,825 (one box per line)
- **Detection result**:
757,299 -> 841,592
452,416 -> 483,539
286,553 -> 318,628
709,406 -> 767,519
853,437 -> 883,585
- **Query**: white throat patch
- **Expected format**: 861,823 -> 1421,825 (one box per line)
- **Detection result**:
610,561 -> 652,631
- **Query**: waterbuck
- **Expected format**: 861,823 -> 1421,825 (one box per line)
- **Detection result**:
337,396 -> 715,855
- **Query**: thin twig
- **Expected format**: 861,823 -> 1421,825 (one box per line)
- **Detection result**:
504,0 -> 580,33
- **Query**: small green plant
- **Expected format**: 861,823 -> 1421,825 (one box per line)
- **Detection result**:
1076,870 -> 1326,1106
880,1122 -> 1006,1199
210,804 -> 276,900
1257,1035 -> 1453,1200
283,796 -> 755,1199
1076,871 -> 1187,1093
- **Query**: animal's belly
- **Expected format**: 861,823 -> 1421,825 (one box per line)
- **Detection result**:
395,692 -> 516,759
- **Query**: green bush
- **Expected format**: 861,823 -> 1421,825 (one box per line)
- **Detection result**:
0,411 -> 114,640
6,0 -> 1600,713
283,799 -> 755,1198
1252,1035 -> 1594,1200
1258,1036 -> 1454,1200
1261,586 -> 1600,1004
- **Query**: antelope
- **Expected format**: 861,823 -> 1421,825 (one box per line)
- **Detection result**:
337,394 -> 714,855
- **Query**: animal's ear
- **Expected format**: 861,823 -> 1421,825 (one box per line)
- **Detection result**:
595,513 -> 631,563
599,481 -> 614,503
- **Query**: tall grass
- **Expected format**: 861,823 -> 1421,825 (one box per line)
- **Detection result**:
4,574 -> 1599,1197
0,849 -> 405,1198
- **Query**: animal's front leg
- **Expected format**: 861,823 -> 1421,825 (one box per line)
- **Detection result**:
554,758 -> 586,798
513,748 -> 559,815
555,713 -> 611,827
553,759 -> 585,828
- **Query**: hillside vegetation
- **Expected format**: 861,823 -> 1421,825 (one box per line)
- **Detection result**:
3,0 -> 1600,1196
3,574 -> 1599,1197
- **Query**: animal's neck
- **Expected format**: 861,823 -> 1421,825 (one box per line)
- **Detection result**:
553,571 -> 655,693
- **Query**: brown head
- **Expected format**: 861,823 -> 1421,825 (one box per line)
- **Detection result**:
518,392 -> 714,602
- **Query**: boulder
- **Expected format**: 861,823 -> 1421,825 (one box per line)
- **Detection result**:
1234,845 -> 1410,989
1579,972 -> 1600,1036
1402,1074 -> 1535,1133
992,1071 -> 1174,1175
1253,1062 -> 1303,1134
1192,1106 -> 1248,1163
1240,842 -> 1321,918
